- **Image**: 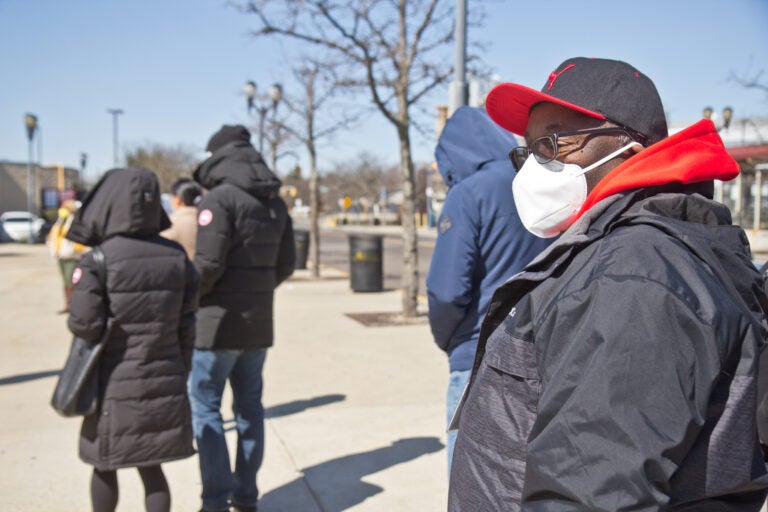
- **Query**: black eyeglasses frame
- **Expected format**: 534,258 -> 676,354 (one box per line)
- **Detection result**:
509,126 -> 646,171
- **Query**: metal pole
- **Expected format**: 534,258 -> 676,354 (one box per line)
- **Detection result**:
37,124 -> 42,169
258,106 -> 266,154
714,179 -> 723,204
107,108 -> 124,167
754,168 -> 762,232
735,172 -> 743,225
113,114 -> 118,166
27,137 -> 35,244
80,152 -> 87,187
449,0 -> 468,115
756,163 -> 768,232
270,102 -> 279,173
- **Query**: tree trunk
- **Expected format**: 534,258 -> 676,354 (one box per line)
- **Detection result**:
309,143 -> 320,278
397,123 -> 419,318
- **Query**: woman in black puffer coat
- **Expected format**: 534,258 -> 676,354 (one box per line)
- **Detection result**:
66,168 -> 198,512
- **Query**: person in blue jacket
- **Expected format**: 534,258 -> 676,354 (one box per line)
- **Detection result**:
426,106 -> 553,471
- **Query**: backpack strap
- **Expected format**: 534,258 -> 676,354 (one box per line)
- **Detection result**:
90,246 -> 107,287
90,246 -> 111,323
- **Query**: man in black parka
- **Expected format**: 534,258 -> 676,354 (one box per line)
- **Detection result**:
188,125 -> 295,512
449,58 -> 768,510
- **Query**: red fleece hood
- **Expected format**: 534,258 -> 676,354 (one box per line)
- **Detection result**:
576,119 -> 739,218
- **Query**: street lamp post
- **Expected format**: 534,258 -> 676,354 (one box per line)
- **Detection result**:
244,80 -> 283,157
107,108 -> 124,167
24,113 -> 38,244
703,105 -> 734,132
449,0 -> 468,115
80,152 -> 88,187
244,81 -> 267,154
267,83 -> 283,172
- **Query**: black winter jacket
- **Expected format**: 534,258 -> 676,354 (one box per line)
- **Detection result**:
450,185 -> 768,511
758,262 -> 768,448
67,168 -> 198,471
450,120 -> 768,511
193,141 -> 294,350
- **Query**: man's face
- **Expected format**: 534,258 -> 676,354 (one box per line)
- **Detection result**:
525,103 -> 636,193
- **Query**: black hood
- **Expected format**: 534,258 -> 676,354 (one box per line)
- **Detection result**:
193,141 -> 282,199
66,167 -> 171,246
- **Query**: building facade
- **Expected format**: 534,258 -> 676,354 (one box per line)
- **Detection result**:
0,161 -> 80,220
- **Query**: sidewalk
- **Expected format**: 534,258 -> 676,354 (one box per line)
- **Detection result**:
0,243 -> 448,511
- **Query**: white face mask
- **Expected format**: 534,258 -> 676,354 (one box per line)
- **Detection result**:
512,142 -> 641,238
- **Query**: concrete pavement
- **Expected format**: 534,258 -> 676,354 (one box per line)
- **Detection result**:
0,243 -> 448,511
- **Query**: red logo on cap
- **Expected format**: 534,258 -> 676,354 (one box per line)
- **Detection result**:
546,64 -> 575,91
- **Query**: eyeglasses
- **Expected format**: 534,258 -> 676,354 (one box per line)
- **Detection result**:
509,126 -> 639,171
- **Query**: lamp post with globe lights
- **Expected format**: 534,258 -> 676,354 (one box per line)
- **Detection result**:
244,80 -> 283,157
24,113 -> 38,244
703,105 -> 734,132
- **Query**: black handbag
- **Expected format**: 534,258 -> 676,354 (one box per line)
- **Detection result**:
51,246 -> 110,417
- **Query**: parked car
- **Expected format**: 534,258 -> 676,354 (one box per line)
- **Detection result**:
0,211 -> 47,243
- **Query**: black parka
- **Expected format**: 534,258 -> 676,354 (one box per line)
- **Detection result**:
193,141 -> 294,350
449,185 -> 768,511
67,168 -> 198,471
449,119 -> 768,511
449,186 -> 768,512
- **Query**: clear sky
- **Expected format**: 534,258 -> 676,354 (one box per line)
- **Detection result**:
1,0 -> 767,181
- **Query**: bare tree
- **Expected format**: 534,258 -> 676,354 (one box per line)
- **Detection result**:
261,110 -> 294,176
729,67 -> 768,98
324,152 -> 400,207
279,57 -> 359,277
241,0 -> 458,317
125,142 -> 199,192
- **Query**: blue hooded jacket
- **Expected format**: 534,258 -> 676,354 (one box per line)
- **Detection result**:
426,106 -> 552,371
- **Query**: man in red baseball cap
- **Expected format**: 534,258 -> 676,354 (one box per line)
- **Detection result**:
448,57 -> 768,511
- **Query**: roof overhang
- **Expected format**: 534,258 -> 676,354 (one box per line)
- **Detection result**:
727,144 -> 768,161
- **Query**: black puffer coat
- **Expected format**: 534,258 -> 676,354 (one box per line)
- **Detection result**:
67,168 -> 198,471
193,140 -> 294,350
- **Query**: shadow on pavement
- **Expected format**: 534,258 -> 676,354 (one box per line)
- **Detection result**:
224,394 -> 348,431
265,394 -> 346,419
259,436 -> 443,512
0,369 -> 60,386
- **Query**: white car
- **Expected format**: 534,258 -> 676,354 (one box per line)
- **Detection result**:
0,211 -> 47,243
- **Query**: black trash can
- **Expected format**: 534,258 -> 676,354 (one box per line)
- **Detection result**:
348,234 -> 383,292
294,229 -> 309,270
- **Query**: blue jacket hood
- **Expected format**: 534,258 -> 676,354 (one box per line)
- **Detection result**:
435,106 -> 518,186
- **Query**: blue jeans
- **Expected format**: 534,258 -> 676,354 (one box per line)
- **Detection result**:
446,369 -> 471,477
188,348 -> 267,511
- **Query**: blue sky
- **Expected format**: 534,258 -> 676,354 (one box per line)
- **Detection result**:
1,0 -> 767,181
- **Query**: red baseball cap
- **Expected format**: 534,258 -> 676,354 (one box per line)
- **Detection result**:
486,57 -> 668,145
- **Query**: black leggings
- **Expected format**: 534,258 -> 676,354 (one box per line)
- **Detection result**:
91,465 -> 170,512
